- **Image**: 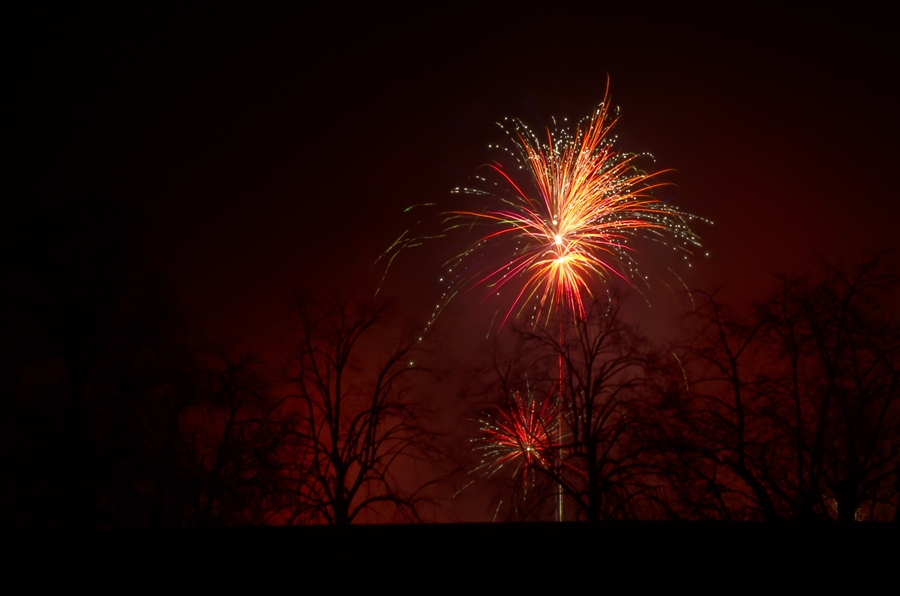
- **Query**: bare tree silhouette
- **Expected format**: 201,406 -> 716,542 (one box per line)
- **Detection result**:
756,253 -> 900,521
279,289 -> 441,525
471,295 -> 665,522
667,252 -> 900,521
1,197 -> 289,528
1,196 -> 197,528
184,345 -> 285,527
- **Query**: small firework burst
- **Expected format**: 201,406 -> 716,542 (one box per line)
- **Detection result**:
474,390 -> 559,485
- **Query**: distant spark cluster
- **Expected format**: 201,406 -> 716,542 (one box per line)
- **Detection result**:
473,390 -> 558,484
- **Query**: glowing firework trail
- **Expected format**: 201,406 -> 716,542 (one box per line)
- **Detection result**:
475,390 -> 559,484
444,87 -> 704,327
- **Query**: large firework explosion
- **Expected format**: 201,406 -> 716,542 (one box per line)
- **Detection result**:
381,87 -> 705,516
437,87 -> 705,329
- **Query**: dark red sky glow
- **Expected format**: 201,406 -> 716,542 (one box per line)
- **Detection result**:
10,4 -> 898,520
17,6 -> 896,348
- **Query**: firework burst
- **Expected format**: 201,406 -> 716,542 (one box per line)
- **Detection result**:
474,390 -> 559,484
443,87 -> 704,327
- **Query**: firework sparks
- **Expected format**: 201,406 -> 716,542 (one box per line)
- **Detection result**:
474,390 -> 558,483
444,86 -> 704,327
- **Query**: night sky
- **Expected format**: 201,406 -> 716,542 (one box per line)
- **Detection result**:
9,4 -> 899,523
